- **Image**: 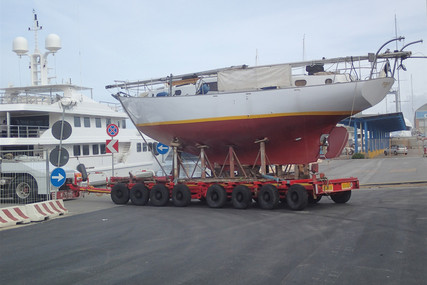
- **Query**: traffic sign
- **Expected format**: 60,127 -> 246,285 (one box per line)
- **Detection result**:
106,139 -> 119,153
52,120 -> 72,140
49,146 -> 69,167
156,143 -> 170,155
51,167 -> 66,188
106,124 -> 119,137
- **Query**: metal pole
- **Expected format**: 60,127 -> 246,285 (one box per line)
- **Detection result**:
112,152 -> 114,177
173,146 -> 179,180
200,147 -> 206,179
46,149 -> 50,200
229,146 -> 235,178
57,106 -> 66,167
260,141 -> 266,175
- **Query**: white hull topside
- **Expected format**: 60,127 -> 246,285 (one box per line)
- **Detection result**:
121,78 -> 394,127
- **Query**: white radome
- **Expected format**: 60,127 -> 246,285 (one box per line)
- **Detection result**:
12,36 -> 29,55
45,33 -> 61,52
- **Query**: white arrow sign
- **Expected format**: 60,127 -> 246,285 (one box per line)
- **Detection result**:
156,143 -> 170,155
52,173 -> 64,182
158,144 -> 168,152
106,139 -> 119,153
50,167 -> 66,187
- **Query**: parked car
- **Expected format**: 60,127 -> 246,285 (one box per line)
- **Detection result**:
384,145 -> 408,156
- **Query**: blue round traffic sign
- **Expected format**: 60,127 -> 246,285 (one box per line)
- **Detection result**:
156,143 -> 170,155
50,168 -> 66,188
106,124 -> 119,137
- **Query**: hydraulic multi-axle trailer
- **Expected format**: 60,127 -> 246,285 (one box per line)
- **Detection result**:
65,141 -> 359,211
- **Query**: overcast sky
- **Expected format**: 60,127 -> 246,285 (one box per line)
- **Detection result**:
1,0 -> 426,124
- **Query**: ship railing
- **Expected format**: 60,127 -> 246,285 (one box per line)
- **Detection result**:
106,37 -> 416,94
0,149 -> 45,160
1,125 -> 49,138
0,93 -> 61,105
98,100 -> 124,112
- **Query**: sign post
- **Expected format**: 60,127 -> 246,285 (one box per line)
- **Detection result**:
106,124 -> 119,177
50,119 -> 72,198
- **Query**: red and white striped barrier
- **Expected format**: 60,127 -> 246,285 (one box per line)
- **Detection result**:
1,200 -> 68,228
0,206 -> 31,228
25,199 -> 68,222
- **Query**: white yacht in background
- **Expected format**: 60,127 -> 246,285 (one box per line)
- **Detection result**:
0,12 -> 167,186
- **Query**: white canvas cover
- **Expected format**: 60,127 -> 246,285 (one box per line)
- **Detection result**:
217,64 -> 292,92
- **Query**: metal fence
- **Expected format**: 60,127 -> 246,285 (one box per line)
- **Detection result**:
0,149 -> 50,205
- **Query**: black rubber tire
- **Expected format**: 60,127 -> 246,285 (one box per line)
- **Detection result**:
258,184 -> 279,210
12,175 -> 38,204
150,184 -> 170,206
286,184 -> 308,211
308,195 -> 322,204
111,183 -> 130,205
172,184 -> 191,207
130,183 -> 150,206
232,185 -> 252,209
206,184 -> 227,208
394,151 -> 397,155
330,190 -> 352,204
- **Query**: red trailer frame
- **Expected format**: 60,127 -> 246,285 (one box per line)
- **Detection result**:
61,141 -> 359,211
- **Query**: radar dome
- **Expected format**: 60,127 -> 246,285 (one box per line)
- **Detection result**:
45,34 -> 61,52
13,37 -> 29,55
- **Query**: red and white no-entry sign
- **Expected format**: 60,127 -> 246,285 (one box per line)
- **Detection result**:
106,139 -> 119,153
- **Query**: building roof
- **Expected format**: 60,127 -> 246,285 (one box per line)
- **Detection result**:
340,112 -> 407,132
416,103 -> 427,111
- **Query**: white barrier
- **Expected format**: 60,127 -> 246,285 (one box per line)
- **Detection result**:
1,199 -> 68,228
24,202 -> 51,221
25,199 -> 68,222
0,206 -> 31,228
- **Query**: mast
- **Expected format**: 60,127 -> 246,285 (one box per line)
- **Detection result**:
13,10 -> 61,86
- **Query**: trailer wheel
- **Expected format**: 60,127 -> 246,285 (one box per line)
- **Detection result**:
206,184 -> 227,208
331,190 -> 352,204
286,184 -> 308,211
308,195 -> 322,204
232,185 -> 252,209
150,184 -> 170,206
12,175 -> 38,204
172,184 -> 191,207
130,183 -> 150,206
111,183 -> 130,205
258,184 -> 279,210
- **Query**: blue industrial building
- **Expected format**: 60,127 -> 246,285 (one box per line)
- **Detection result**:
340,112 -> 407,157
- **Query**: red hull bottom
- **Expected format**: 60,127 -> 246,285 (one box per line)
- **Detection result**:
139,115 -> 349,165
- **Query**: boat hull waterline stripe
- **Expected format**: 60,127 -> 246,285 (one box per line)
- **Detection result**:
136,111 -> 360,127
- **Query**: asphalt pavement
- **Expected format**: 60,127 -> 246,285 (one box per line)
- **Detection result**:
1,185 -> 426,284
1,154 -> 426,284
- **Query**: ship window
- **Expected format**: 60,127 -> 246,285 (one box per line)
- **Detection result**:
295,80 -> 307,87
153,142 -> 159,155
122,120 -> 126,129
100,144 -> 106,154
325,78 -> 333,84
207,82 -> 218,91
143,143 -> 147,152
73,145 -> 81,156
95,118 -> 101,128
74,116 -> 81,127
106,118 -> 111,126
82,145 -> 90,155
137,143 -> 142,152
84,117 -> 90,128
147,142 -> 159,155
93,144 -> 99,155
117,121 -> 120,128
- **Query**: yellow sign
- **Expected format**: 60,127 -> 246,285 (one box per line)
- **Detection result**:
342,182 -> 352,190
